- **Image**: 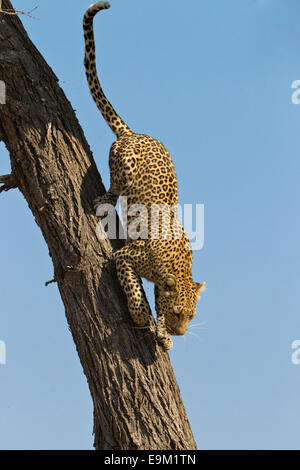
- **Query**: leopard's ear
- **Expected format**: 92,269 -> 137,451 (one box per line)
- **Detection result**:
157,273 -> 177,296
165,274 -> 176,288
194,281 -> 206,296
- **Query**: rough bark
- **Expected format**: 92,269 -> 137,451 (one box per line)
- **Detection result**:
0,0 -> 197,450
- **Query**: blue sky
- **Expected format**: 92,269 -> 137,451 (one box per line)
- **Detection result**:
0,0 -> 300,450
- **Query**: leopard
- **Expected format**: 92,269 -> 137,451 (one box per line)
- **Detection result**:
83,1 -> 206,350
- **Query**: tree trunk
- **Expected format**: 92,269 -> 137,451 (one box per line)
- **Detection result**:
0,0 -> 197,450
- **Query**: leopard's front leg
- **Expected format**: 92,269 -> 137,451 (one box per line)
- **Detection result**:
114,242 -> 173,350
114,244 -> 150,327
156,310 -> 173,351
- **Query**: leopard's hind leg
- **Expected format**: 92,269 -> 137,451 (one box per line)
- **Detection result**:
94,139 -> 137,214
94,187 -> 119,213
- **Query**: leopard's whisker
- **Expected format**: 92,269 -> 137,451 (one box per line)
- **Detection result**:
186,330 -> 200,340
189,326 -> 208,331
189,322 -> 207,330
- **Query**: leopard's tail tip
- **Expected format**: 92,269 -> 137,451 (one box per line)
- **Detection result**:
88,1 -> 111,12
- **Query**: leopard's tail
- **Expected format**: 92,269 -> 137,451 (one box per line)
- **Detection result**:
83,2 -> 132,138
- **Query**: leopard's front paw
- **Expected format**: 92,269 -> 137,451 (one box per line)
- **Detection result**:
157,329 -> 173,351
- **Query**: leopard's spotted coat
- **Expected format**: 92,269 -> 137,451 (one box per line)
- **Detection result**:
83,2 -> 205,350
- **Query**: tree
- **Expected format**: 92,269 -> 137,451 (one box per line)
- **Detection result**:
0,0 -> 197,450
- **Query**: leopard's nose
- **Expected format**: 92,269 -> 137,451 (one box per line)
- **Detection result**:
173,325 -> 187,336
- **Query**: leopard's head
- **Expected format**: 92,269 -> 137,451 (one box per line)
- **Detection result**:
155,277 -> 206,336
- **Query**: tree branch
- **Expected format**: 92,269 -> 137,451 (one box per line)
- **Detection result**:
0,0 -> 39,19
0,173 -> 17,193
